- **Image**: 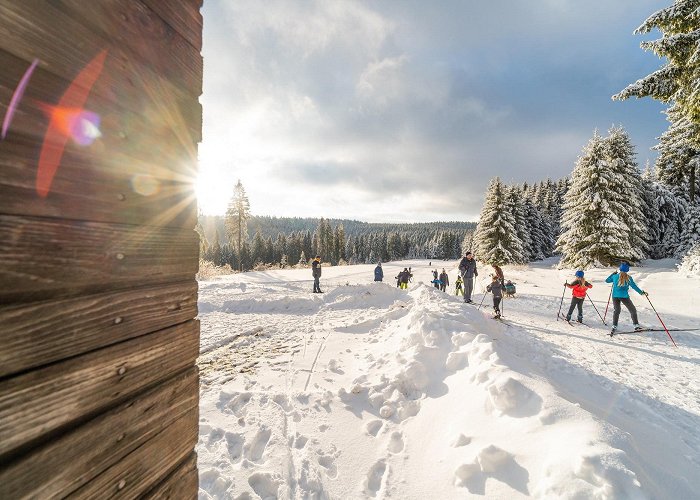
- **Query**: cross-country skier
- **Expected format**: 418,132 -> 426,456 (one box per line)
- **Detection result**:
564,270 -> 592,323
455,275 -> 464,296
458,251 -> 478,303
439,269 -> 449,292
486,274 -> 503,318
312,255 -> 322,293
605,262 -> 648,334
374,262 -> 383,282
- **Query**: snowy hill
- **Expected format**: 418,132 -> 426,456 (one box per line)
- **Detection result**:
196,259 -> 700,499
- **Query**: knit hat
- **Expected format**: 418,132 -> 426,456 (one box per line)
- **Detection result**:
619,262 -> 630,273
575,270 -> 584,278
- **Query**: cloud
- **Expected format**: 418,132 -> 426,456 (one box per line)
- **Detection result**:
199,0 -> 670,222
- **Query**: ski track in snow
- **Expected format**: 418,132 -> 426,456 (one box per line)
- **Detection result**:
196,259 -> 700,499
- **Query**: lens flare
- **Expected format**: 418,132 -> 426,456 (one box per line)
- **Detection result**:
1,58 -> 39,140
131,174 -> 160,196
37,49 -> 107,198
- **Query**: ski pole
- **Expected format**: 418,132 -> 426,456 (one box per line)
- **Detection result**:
586,294 -> 606,325
557,283 -> 566,321
477,285 -> 487,310
645,295 -> 678,348
603,288 -> 612,322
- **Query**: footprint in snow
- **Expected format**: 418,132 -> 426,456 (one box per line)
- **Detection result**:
387,431 -> 404,454
317,453 -> 338,479
244,428 -> 272,463
248,472 -> 281,500
454,445 -> 529,495
225,432 -> 244,462
364,459 -> 387,497
366,419 -> 383,437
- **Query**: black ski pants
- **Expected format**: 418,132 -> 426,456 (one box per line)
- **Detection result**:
493,296 -> 501,313
566,297 -> 584,321
313,276 -> 321,293
612,297 -> 638,326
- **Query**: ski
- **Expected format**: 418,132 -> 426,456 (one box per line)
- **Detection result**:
558,313 -> 572,325
610,327 -> 699,335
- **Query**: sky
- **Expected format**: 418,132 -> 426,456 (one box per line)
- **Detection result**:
197,0 -> 670,223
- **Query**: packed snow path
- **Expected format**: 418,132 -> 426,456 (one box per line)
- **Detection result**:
196,259 -> 700,499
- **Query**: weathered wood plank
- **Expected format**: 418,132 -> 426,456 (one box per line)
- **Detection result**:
0,2 -> 202,102
143,0 -> 203,51
0,214 -> 199,304
142,453 -> 198,500
0,281 -> 198,378
68,408 -> 198,499
0,46 -> 202,165
53,0 -> 203,95
0,368 -> 198,499
0,320 -> 199,460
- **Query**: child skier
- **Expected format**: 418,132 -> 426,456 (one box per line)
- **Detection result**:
439,269 -> 449,292
564,270 -> 592,323
605,263 -> 648,334
455,275 -> 464,296
432,269 -> 440,289
486,274 -> 503,319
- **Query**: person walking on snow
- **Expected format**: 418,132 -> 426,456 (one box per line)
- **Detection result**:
458,251 -> 478,303
374,262 -> 384,282
312,255 -> 322,293
605,262 -> 648,333
439,269 -> 449,292
432,269 -> 440,289
455,275 -> 464,296
486,274 -> 503,318
398,268 -> 410,289
564,270 -> 592,323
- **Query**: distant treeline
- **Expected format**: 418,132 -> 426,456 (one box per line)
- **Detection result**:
198,215 -> 476,269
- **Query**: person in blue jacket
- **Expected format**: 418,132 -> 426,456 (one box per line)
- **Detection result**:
605,262 -> 648,333
374,262 -> 384,282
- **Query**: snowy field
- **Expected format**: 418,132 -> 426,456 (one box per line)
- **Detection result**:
196,259 -> 700,499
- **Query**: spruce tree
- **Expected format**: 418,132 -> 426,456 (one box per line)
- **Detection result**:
677,204 -> 700,257
557,130 -> 646,268
473,177 -> 525,265
225,179 -> 251,271
614,1 -> 700,200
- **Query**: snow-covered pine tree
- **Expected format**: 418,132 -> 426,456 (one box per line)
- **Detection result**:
225,179 -> 251,271
524,198 -> 548,261
604,126 -> 649,261
506,185 -> 531,263
614,1 -> 700,201
655,104 -> 700,201
677,204 -> 700,257
557,130 -> 646,268
640,167 -> 664,258
473,177 -> 525,265
679,241 -> 700,275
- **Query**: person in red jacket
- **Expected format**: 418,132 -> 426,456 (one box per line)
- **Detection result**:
564,270 -> 592,323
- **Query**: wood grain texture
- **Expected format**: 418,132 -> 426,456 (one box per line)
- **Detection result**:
0,214 -> 199,304
143,0 -> 203,50
0,368 -> 198,499
0,320 -> 199,460
68,408 -> 199,499
142,453 -> 199,500
0,280 -> 198,378
0,2 -> 201,100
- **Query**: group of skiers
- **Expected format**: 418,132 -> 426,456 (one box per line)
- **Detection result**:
313,254 -> 648,333
562,262 -> 648,333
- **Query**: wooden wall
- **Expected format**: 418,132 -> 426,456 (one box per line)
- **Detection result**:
0,1 -> 203,497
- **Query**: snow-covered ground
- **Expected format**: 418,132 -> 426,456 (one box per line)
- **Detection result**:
196,259 -> 700,499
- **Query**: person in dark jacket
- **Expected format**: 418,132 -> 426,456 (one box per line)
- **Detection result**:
564,270 -> 592,323
432,269 -> 440,289
312,255 -> 322,293
374,262 -> 384,282
458,252 -> 478,303
398,268 -> 410,289
486,274 -> 503,318
439,269 -> 449,292
606,262 -> 647,333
